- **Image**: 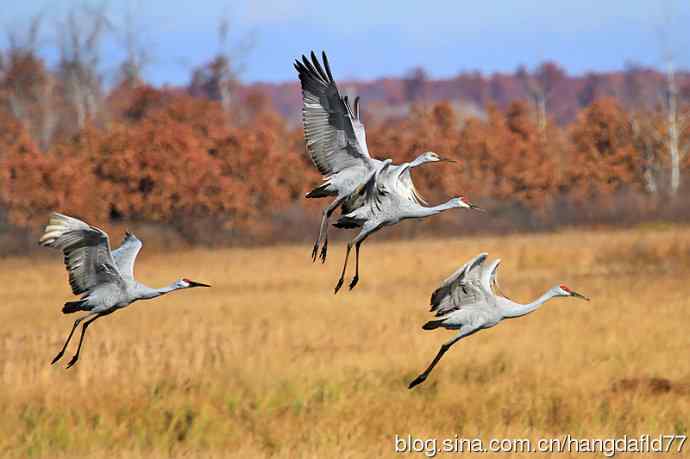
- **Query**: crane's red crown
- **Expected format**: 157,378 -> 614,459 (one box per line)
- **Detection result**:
559,284 -> 571,292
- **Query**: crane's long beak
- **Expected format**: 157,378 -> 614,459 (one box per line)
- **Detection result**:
187,280 -> 211,288
439,158 -> 457,163
469,203 -> 486,212
570,290 -> 589,301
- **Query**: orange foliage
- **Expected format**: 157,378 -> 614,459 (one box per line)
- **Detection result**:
0,114 -> 104,226
566,98 -> 641,201
455,102 -> 559,210
0,78 -> 687,240
0,86 -> 312,237
366,101 -> 560,211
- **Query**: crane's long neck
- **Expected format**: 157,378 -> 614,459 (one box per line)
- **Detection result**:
136,282 -> 180,300
500,289 -> 558,319
413,199 -> 459,219
409,155 -> 429,168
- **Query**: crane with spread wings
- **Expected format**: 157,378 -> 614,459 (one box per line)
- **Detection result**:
295,51 -> 452,263
331,161 -> 483,293
408,253 -> 589,389
40,213 -> 211,368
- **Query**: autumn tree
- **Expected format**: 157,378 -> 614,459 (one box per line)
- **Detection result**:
403,67 -> 428,103
0,15 -> 57,149
455,101 -> 559,211
0,112 -> 105,227
566,98 -> 641,201
113,2 -> 149,89
188,15 -> 254,124
55,5 -> 110,132
517,62 -> 566,135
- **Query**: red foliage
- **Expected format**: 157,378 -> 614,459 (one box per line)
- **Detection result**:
1,59 -> 689,241
0,114 -> 105,226
566,98 -> 641,201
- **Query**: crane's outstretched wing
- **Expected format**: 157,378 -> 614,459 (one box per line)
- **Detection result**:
338,159 -> 394,223
393,165 -> 427,206
480,258 -> 502,295
429,253 -> 489,316
39,213 -> 123,295
111,232 -> 143,280
295,51 -> 373,177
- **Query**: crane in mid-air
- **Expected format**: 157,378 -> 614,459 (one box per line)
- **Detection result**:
408,253 -> 589,389
40,212 -> 211,368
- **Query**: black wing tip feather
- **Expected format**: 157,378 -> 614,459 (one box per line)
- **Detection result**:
294,51 -> 333,85
309,51 -> 331,83
471,253 -> 489,269
300,54 -> 318,79
429,288 -> 445,310
462,253 -> 489,278
321,51 -> 334,82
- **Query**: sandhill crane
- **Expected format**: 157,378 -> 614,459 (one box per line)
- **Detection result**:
331,161 -> 482,293
408,253 -> 589,389
40,213 -> 211,368
295,51 -> 453,263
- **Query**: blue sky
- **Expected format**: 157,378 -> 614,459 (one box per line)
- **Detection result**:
4,0 -> 690,85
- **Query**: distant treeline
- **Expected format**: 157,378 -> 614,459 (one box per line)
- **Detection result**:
249,63 -> 690,126
1,29 -> 689,246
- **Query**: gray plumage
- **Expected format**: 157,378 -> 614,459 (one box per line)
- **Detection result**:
331,160 -> 482,293
408,253 -> 590,389
295,51 -> 452,263
40,212 -> 210,368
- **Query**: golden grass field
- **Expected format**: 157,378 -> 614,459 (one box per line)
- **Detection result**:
1,225 -> 689,458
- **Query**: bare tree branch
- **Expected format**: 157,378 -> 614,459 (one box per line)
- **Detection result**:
113,0 -> 151,87
56,3 -> 110,130
187,11 -> 256,125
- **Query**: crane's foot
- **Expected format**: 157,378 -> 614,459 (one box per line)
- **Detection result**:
334,277 -> 344,294
65,354 -> 80,369
319,240 -> 328,264
408,373 -> 427,389
348,275 -> 359,290
311,242 -> 319,262
51,351 -> 64,365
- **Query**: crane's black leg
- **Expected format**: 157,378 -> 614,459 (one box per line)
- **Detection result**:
312,211 -> 328,262
51,313 -> 92,364
311,241 -> 319,262
408,343 -> 452,389
314,200 -> 340,263
334,242 -> 353,294
349,241 -> 363,290
319,237 -> 328,264
320,201 -> 342,263
348,225 -> 379,290
408,327 -> 477,389
65,314 -> 102,369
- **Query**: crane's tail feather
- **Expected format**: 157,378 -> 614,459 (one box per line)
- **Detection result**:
62,300 -> 89,314
422,319 -> 444,330
333,216 -> 363,229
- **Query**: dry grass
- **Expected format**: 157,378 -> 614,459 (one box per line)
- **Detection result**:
1,225 -> 689,458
